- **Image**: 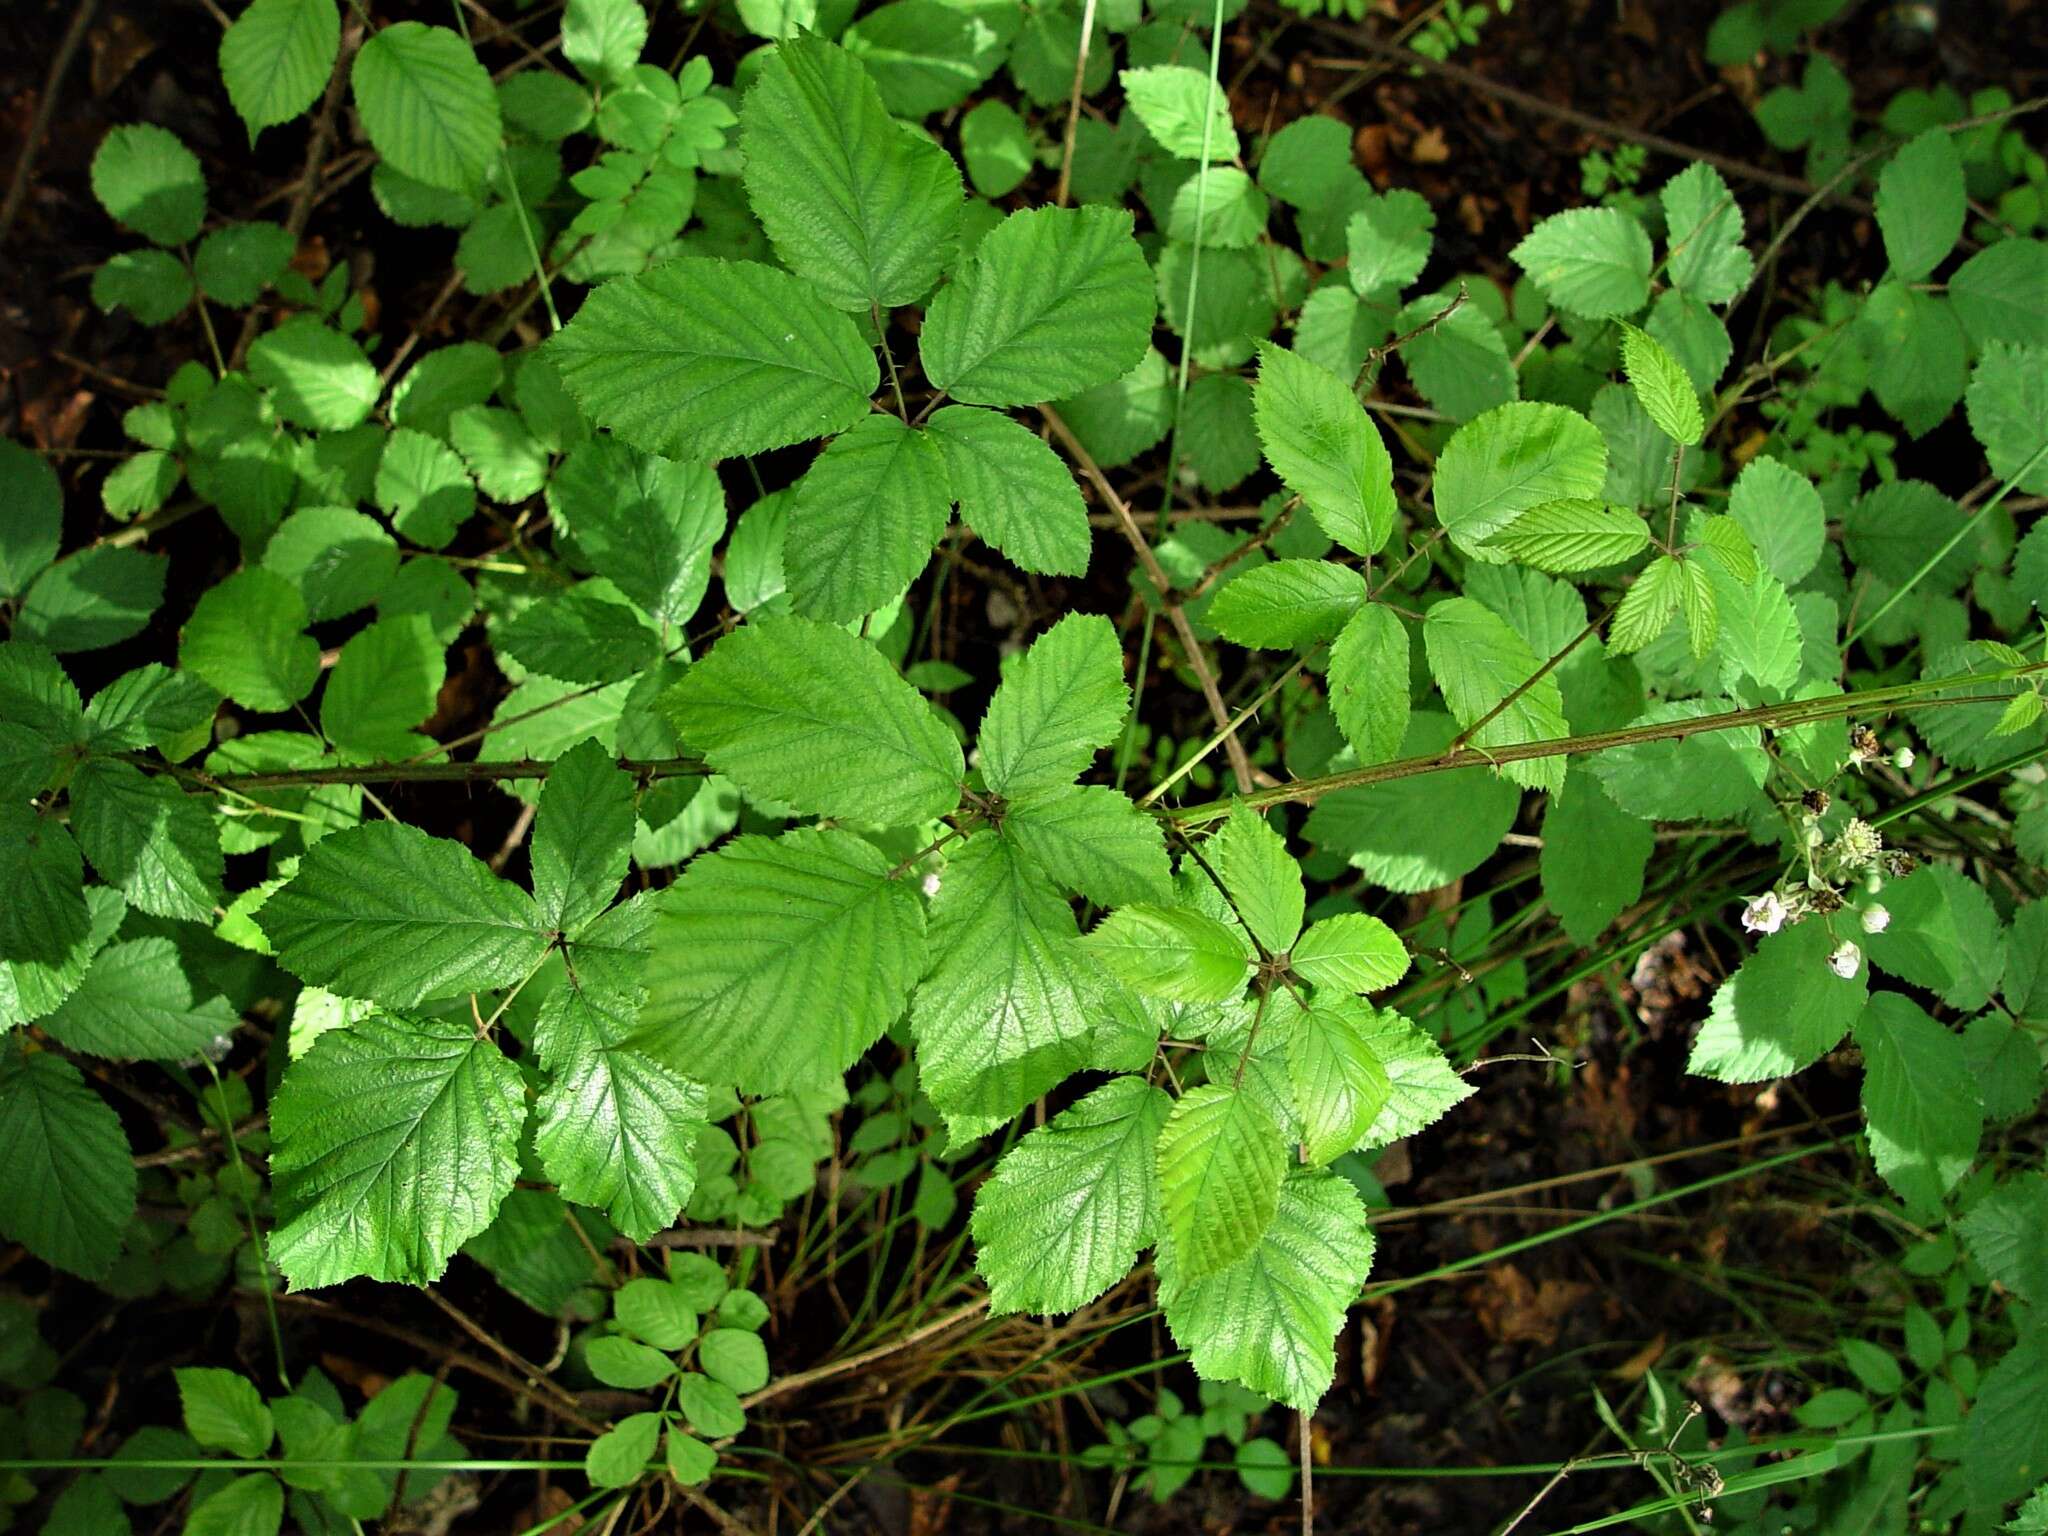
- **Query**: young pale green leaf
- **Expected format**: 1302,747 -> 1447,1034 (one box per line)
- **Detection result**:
532,739 -> 635,934
1714,571 -> 1803,693
1252,344 -> 1396,556
1678,557 -> 1718,659
219,0 -> 340,144
636,828 -> 926,1093
1864,863 -> 2006,1012
1539,769 -> 1650,946
91,125 -> 206,247
909,831 -> 1105,1133
69,760 -> 222,922
0,1051 -> 137,1281
587,1337 -> 676,1391
1660,162 -> 1752,305
1083,905 -> 1252,1004
1510,206 -> 1653,319
175,1369 -> 273,1459
549,439 -> 724,628
585,1411 -> 662,1489
549,259 -> 879,461
1854,993 -> 1981,1213
561,0 -> 648,86
740,35 -> 963,311
1480,498 -> 1649,572
1207,560 -> 1367,650
1344,1005 -> 1472,1151
43,937 -> 236,1061
260,821 -> 551,1009
1156,1167 -> 1374,1412
1002,786 -> 1173,908
926,405 -> 1091,576
1617,323 -> 1703,446
1433,401 -> 1608,559
270,1012 -> 526,1288
1688,921 -> 1867,1083
1156,1082 -> 1289,1279
1120,66 -> 1238,161
1875,127 -> 1966,283
971,1075 -> 1171,1314
178,568 -> 320,714
1326,603 -> 1409,767
1423,596 -> 1568,794
495,584 -> 660,685
1608,554 -> 1682,654
248,318 -> 378,431
665,615 -> 962,825
1695,514 -> 1760,585
1165,167 -> 1268,248
785,414 -> 953,621
977,613 -> 1127,797
1345,189 -> 1434,298
919,206 -> 1154,406
1285,993 -> 1393,1166
350,22 -> 501,193
1210,804 -> 1303,956
1290,913 -> 1408,994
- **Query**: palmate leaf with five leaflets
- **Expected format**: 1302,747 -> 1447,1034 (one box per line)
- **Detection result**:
270,1012 -> 527,1288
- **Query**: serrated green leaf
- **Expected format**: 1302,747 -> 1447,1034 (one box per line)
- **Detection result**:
1290,913 -> 1408,994
1510,206 -> 1652,319
1210,804 -> 1303,955
70,760 -> 222,921
270,1012 -> 525,1287
176,1369 -> 273,1459
1854,993 -> 1980,1213
1678,557 -> 1718,658
496,583 -> 661,685
1480,498 -> 1649,571
1120,65 -> 1237,162
0,1051 -> 135,1281
785,414 -> 953,621
926,405 -> 1091,576
1207,560 -> 1367,650
587,1336 -> 675,1390
959,99 -> 1032,198
0,803 -> 86,968
532,739 -> 634,934
739,36 -> 963,311
1423,596 -> 1567,794
178,568 -> 320,713
1966,341 -> 2048,497
43,937 -> 236,1061
919,206 -> 1154,406
1344,1006 -> 1472,1151
1156,1081 -> 1288,1279
635,828 -> 926,1093
1433,401 -> 1608,559
561,0 -> 648,86
1876,127 -> 1965,282
248,318 -> 378,431
1608,554 -> 1682,654
1957,1175 -> 2048,1304
260,822 -> 550,1009
1660,162 -> 1752,304
351,22 -> 501,194
1864,862 -> 2006,1011
1002,786 -> 1173,908
1618,323 -> 1703,446
550,439 -> 723,628
375,429 -> 476,548
550,258 -> 879,461
0,441 -> 61,598
1589,699 -> 1769,820
91,124 -> 206,246
665,615 -> 962,824
1253,344 -> 1395,557
220,0 -> 340,143
183,1473 -> 282,1536
1325,603 -> 1409,767
1726,455 -> 1824,584
1157,1167 -> 1374,1411
321,614 -> 443,755
978,613 -> 1127,797
92,248 -> 193,324
1345,189 -> 1434,298
1084,904 -> 1252,1004
1540,769 -> 1650,946
263,505 -> 399,623
1284,992 -> 1392,1166
1951,238 -> 2048,351
1715,571 -> 1804,692
971,1074 -> 1170,1314
17,546 -> 166,655
1688,921 -> 1866,1082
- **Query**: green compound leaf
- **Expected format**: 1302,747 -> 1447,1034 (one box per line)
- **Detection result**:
972,1074 -> 1171,1314
1120,65 -> 1238,162
1156,1081 -> 1288,1280
1207,560 -> 1367,650
1157,1167 -> 1375,1412
1326,603 -> 1410,767
785,414 -> 953,621
1083,904 -> 1252,1004
977,612 -> 1128,797
178,568 -> 321,713
219,0 -> 341,144
1875,127 -> 1966,283
1002,785 -> 1173,909
1423,596 -> 1568,794
919,206 -> 1155,407
350,21 -> 501,194
927,406 -> 1092,577
1688,921 -> 1867,1083
1284,992 -> 1394,1166
260,822 -> 551,1009
1343,1006 -> 1471,1152
1290,913 -> 1409,994
1433,401 -> 1608,560
1252,343 -> 1396,557
664,615 -> 963,826
43,937 -> 237,1061
1854,992 -> 1981,1214
910,831 -> 1106,1132
1617,323 -> 1703,446
740,35 -> 963,312
270,1012 -> 527,1288
0,1050 -> 136,1281
91,124 -> 207,247
1607,554 -> 1683,655
550,258 -> 878,461
1510,205 -> 1653,320
1210,804 -> 1304,956
1480,498 -> 1650,572
635,828 -> 927,1094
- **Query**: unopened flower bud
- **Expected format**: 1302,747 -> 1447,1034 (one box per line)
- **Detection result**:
921,871 -> 942,898
1861,905 -> 1890,935
1828,941 -> 1863,980
1894,747 -> 1915,770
